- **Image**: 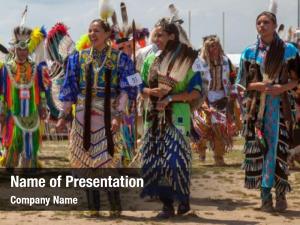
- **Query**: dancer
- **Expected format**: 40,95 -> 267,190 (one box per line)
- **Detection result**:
0,25 -> 52,168
140,17 -> 202,218
192,35 -> 237,165
57,18 -> 140,216
236,11 -> 300,212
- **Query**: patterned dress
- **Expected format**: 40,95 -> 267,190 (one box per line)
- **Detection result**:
192,56 -> 237,160
0,59 -> 52,168
59,47 -> 138,168
236,39 -> 300,193
140,52 -> 202,202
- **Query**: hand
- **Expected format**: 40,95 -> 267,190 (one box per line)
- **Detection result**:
137,93 -> 144,101
201,102 -> 211,112
111,118 -> 121,132
156,98 -> 169,111
264,84 -> 285,96
150,88 -> 169,98
56,118 -> 66,132
251,82 -> 269,92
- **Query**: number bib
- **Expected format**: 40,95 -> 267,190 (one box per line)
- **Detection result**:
19,89 -> 30,100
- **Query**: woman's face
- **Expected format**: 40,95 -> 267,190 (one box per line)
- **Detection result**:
88,21 -> 110,49
155,26 -> 174,50
256,15 -> 276,39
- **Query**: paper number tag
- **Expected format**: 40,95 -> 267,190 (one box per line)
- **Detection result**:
127,73 -> 143,87
19,89 -> 30,100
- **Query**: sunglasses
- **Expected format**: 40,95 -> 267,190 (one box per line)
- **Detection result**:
13,39 -> 30,50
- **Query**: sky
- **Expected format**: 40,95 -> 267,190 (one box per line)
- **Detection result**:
0,0 -> 299,53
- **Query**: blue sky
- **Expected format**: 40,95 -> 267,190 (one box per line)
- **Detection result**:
0,0 -> 298,53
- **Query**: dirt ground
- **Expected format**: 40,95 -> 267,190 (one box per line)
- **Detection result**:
1,138 -> 300,225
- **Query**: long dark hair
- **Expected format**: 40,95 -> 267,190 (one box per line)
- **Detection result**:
256,12 -> 285,80
154,18 -> 198,64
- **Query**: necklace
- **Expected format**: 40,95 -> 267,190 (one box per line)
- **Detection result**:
6,60 -> 36,89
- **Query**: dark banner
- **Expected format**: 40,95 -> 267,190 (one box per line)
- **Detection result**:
0,168 -> 204,211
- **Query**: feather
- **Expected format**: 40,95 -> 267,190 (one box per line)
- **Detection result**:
120,2 -> 128,26
28,26 -> 47,64
0,43 -> 9,54
268,0 -> 278,15
12,26 -> 32,44
28,26 -> 47,54
287,26 -> 294,42
75,34 -> 91,51
46,22 -> 74,62
169,4 -> 183,24
99,0 -> 114,21
112,11 -> 118,27
277,24 -> 285,39
47,23 -> 68,40
177,25 -> 191,47
20,5 -> 28,27
58,36 -> 74,60
278,24 -> 284,33
0,52 -> 6,62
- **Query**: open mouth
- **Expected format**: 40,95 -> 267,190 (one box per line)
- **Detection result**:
90,38 -> 97,42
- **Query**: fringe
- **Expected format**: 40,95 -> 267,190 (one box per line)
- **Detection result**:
274,175 -> 291,193
141,124 -> 191,201
244,175 -> 261,189
276,158 -> 290,175
243,140 -> 262,154
242,156 -> 264,172
69,119 -> 123,168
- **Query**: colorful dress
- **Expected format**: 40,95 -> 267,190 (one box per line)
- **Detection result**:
0,59 -> 52,168
236,39 -> 300,193
59,47 -> 138,168
140,52 -> 202,202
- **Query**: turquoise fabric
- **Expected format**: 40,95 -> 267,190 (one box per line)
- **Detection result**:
261,95 -> 280,188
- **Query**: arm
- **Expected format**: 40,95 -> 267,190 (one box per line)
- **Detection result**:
112,52 -> 140,131
139,53 -> 169,98
264,49 -> 300,96
156,71 -> 202,111
37,62 -> 60,119
56,52 -> 80,128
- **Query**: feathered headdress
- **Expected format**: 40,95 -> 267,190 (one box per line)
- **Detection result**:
46,22 -> 74,62
0,43 -> 9,62
168,4 -> 191,47
268,0 -> 278,15
28,26 -> 47,54
9,6 -> 47,63
111,2 -> 149,48
10,5 -> 31,49
10,26 -> 32,49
